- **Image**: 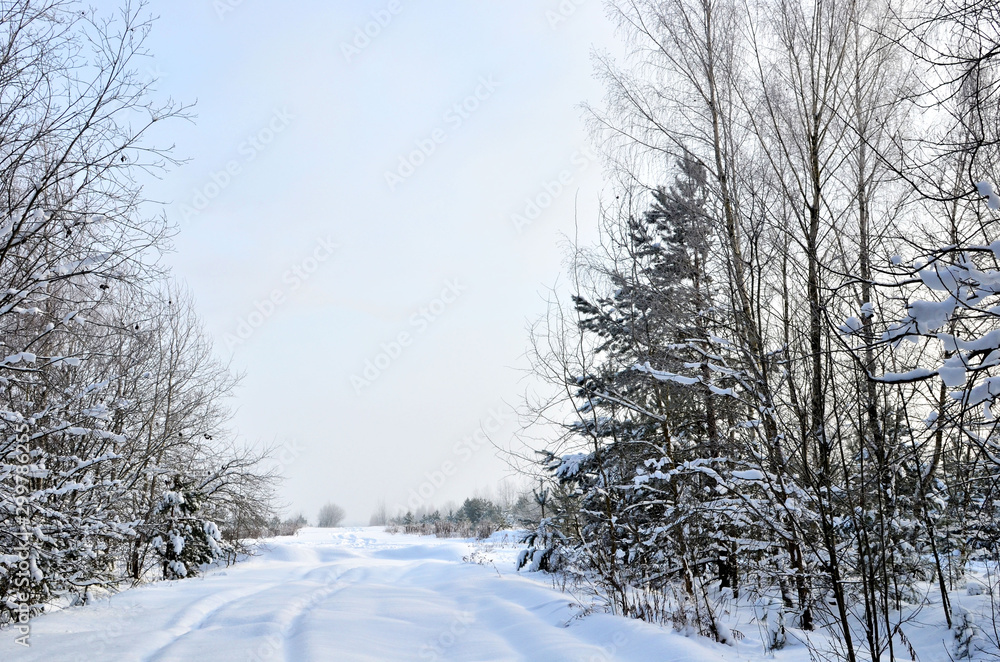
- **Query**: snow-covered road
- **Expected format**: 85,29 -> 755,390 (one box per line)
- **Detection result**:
0,528 -> 726,661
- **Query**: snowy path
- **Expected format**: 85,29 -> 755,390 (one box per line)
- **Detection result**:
0,527 -> 730,661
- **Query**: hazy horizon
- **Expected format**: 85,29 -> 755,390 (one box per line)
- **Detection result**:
129,0 -> 620,524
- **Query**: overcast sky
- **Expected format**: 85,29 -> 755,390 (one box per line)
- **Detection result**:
130,0 -> 621,525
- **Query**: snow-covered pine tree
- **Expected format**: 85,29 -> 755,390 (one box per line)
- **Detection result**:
149,476 -> 227,580
525,156 -> 761,637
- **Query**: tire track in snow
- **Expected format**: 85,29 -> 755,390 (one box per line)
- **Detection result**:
276,583 -> 347,662
225,579 -> 347,662
140,562 -> 339,662
138,579 -> 294,662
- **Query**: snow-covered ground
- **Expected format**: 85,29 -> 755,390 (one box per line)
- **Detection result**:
0,527 -> 736,661
3,526 -> 987,661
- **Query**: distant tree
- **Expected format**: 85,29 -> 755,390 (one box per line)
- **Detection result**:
258,513 -> 308,537
274,513 -> 308,536
369,499 -> 389,526
455,498 -> 501,525
317,503 -> 346,528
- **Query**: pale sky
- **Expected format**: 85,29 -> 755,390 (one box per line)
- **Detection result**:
131,0 -> 620,524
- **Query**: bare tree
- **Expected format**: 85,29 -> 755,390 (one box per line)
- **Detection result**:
369,499 -> 389,526
0,1 -> 277,621
317,503 -> 346,528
